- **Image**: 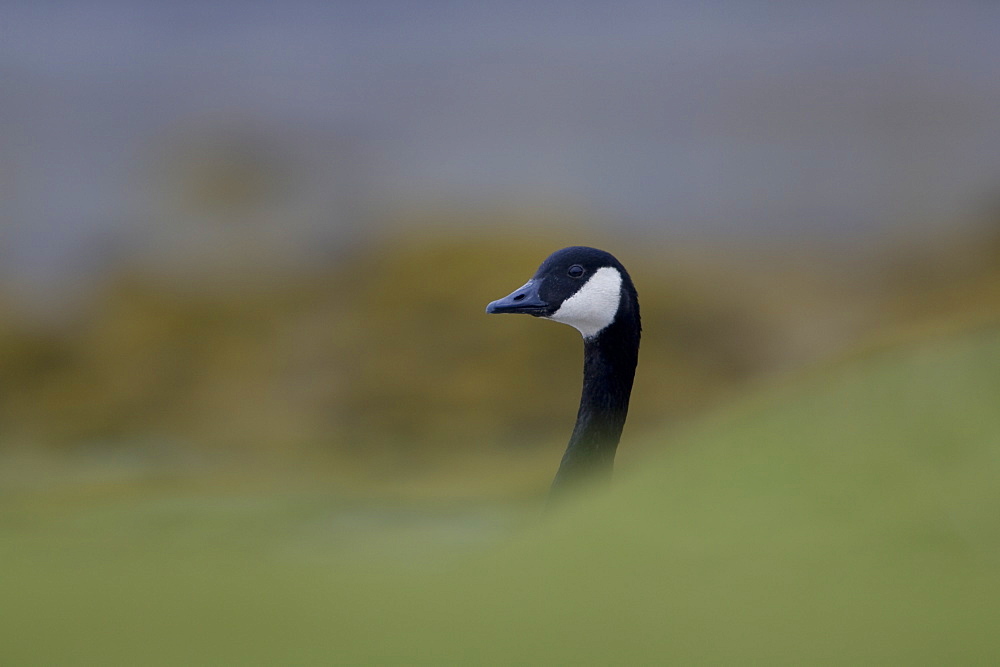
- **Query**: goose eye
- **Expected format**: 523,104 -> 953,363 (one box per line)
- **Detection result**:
567,265 -> 585,278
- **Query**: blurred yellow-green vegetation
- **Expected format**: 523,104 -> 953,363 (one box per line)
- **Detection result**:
4,211 -> 1000,487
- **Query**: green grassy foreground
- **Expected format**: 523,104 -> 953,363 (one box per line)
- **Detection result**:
3,327 -> 1000,664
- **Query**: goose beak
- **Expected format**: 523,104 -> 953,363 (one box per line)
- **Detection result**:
486,280 -> 550,315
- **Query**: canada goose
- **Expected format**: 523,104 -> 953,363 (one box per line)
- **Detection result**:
486,246 -> 640,495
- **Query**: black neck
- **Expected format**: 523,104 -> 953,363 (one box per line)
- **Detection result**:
550,306 -> 640,496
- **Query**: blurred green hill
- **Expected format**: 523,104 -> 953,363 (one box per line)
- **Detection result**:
3,321 -> 999,664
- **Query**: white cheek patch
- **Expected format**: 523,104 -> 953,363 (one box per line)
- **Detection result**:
546,267 -> 623,339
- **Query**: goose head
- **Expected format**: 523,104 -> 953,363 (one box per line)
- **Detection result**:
486,246 -> 636,340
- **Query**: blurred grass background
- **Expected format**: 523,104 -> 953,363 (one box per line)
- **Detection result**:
3,322 -> 1000,664
3,1 -> 1000,663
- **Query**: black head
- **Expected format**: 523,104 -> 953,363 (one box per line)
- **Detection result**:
486,246 -> 637,339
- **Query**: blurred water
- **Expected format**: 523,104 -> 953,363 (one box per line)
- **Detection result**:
3,1 -> 1000,297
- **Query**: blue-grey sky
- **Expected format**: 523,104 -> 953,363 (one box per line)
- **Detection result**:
3,1 -> 1000,288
